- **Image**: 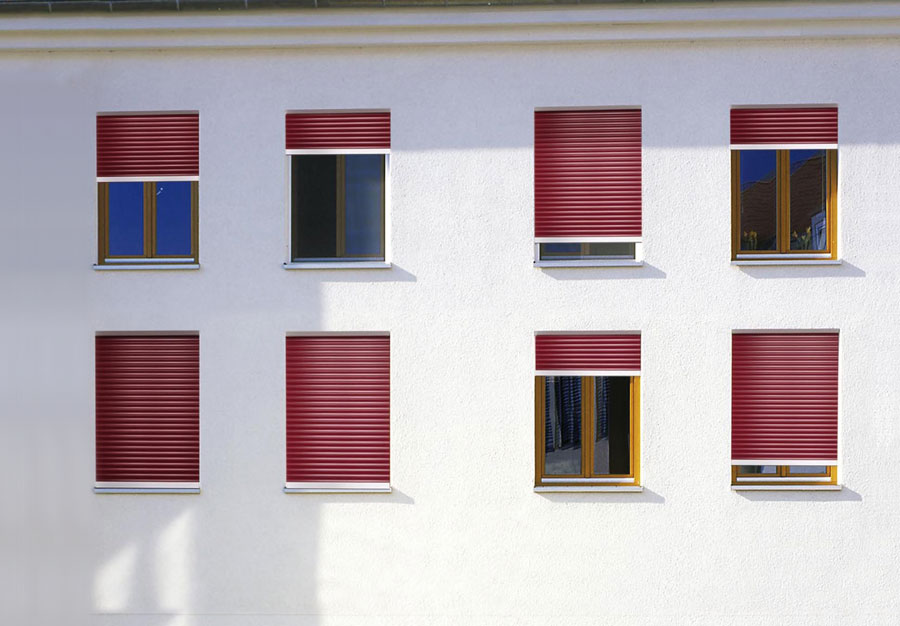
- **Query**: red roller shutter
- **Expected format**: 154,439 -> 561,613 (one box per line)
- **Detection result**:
534,109 -> 642,238
95,335 -> 200,484
285,112 -> 391,150
536,334 -> 641,372
732,333 -> 838,463
730,108 -> 838,145
97,113 -> 199,177
286,335 -> 390,485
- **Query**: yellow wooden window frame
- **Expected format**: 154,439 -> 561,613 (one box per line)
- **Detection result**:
732,465 -> 837,486
98,181 -> 199,265
534,375 -> 640,487
731,149 -> 837,260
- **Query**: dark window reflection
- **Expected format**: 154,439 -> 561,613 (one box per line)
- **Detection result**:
739,150 -> 777,251
789,150 -> 828,251
544,376 -> 582,475
593,376 -> 630,475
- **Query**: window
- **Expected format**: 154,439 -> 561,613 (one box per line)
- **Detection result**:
534,109 -> 642,265
285,112 -> 390,265
535,334 -> 641,489
731,332 -> 839,488
95,335 -> 199,493
285,335 -> 390,493
730,107 -> 837,261
96,113 -> 199,266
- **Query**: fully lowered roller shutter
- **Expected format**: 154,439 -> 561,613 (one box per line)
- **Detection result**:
730,108 -> 838,145
732,333 -> 838,463
286,336 -> 390,485
95,336 -> 199,484
97,113 -> 199,177
285,112 -> 391,150
536,334 -> 641,372
534,109 -> 642,238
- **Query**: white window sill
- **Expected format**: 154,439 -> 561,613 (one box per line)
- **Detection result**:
283,261 -> 392,270
534,260 -> 643,268
284,482 -> 392,493
93,264 -> 200,271
534,485 -> 643,493
95,482 -> 200,494
732,259 -> 841,267
731,484 -> 842,492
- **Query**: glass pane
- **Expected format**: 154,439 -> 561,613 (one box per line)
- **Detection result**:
543,376 -> 582,475
155,182 -> 192,256
344,155 -> 384,257
737,465 -> 777,475
789,150 -> 828,251
540,242 -> 635,260
788,465 -> 828,475
739,150 -> 777,251
292,155 -> 337,260
107,182 -> 144,257
593,376 -> 631,475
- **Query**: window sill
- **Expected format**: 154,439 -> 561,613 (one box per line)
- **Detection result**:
731,484 -> 842,492
283,261 -> 392,270
284,482 -> 392,494
732,259 -> 841,267
94,483 -> 200,494
93,264 -> 200,271
534,260 -> 643,268
534,485 -> 643,493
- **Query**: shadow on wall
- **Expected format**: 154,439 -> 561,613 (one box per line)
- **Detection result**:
738,260 -> 865,280
540,263 -> 667,281
734,487 -> 862,503
536,487 -> 665,505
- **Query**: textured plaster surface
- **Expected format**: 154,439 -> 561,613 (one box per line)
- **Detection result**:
2,13 -> 900,626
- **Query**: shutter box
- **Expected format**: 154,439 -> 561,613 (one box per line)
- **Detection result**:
286,112 -> 391,151
730,107 -> 838,146
286,335 -> 390,492
97,113 -> 200,178
536,334 -> 641,374
732,332 -> 838,464
95,335 -> 200,489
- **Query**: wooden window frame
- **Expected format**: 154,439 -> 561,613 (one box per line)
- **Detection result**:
534,375 -> 640,487
288,153 -> 387,263
97,180 -> 199,265
732,465 -> 837,486
731,149 -> 837,260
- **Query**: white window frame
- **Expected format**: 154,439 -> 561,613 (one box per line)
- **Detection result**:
534,237 -> 644,268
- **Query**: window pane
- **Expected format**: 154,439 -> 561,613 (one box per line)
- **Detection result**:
107,182 -> 144,257
789,149 -> 828,251
292,155 -> 337,260
593,377 -> 631,475
737,465 -> 777,475
344,155 -> 384,257
544,376 -> 582,475
739,150 -> 777,251
788,465 -> 828,475
539,242 -> 635,260
155,182 -> 192,256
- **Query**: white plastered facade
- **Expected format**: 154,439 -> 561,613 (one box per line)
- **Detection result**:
2,2 -> 900,625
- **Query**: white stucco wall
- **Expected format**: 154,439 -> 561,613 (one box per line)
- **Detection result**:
3,3 -> 900,625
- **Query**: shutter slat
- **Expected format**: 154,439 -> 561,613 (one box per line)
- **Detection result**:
731,333 -> 838,463
285,112 -> 390,150
95,336 -> 200,483
534,109 -> 642,238
97,114 -> 199,177
730,108 -> 838,144
536,334 -> 641,371
286,336 -> 390,483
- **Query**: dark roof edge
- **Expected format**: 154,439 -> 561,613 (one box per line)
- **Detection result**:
0,0 -> 829,16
